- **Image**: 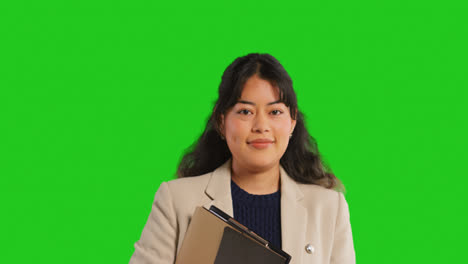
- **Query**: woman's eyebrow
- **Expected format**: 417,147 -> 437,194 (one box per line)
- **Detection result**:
237,100 -> 282,106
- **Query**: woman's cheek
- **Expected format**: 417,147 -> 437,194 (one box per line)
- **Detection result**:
232,119 -> 250,139
274,121 -> 291,136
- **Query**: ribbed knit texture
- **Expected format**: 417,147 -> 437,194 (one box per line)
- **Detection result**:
231,179 -> 282,249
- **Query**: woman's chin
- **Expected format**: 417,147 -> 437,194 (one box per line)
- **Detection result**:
243,157 -> 278,171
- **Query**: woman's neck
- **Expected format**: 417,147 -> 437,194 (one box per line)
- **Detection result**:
230,159 -> 280,195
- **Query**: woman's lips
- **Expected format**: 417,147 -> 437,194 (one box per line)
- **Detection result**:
248,139 -> 274,149
249,142 -> 273,149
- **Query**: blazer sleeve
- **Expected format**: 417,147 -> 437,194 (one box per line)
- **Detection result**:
330,192 -> 356,264
129,181 -> 178,264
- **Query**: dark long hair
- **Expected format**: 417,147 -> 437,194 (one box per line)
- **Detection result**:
176,53 -> 344,192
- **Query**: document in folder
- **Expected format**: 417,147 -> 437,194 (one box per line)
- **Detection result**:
175,206 -> 291,264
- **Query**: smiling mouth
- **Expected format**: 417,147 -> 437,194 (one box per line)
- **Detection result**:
248,141 -> 274,149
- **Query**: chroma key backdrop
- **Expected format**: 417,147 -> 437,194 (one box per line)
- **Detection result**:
1,1 -> 466,263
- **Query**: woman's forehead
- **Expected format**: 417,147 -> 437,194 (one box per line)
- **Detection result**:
235,99 -> 286,107
239,78 -> 281,102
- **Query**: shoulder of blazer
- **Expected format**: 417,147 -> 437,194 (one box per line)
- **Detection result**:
165,172 -> 212,191
161,171 -> 214,213
296,182 -> 344,210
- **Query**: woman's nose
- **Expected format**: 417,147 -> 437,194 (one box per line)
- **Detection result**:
251,112 -> 270,133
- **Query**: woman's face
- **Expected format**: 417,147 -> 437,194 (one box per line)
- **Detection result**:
220,74 -> 296,171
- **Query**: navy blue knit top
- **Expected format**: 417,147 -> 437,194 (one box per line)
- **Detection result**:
230,179 -> 282,249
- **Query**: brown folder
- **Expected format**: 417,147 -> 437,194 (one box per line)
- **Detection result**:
175,206 -> 291,264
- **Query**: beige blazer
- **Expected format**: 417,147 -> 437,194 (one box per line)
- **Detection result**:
129,159 -> 356,264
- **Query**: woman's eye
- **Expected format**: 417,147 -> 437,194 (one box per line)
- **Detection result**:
238,109 -> 252,115
271,110 -> 283,115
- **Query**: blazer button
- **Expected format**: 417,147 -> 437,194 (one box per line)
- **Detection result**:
305,244 -> 315,254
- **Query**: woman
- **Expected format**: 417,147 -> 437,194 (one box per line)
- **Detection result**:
129,53 -> 355,264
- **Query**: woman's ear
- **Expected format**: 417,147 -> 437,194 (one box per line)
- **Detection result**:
290,109 -> 297,134
291,118 -> 297,134
218,114 -> 226,138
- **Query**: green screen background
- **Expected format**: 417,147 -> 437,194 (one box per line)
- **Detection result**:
1,0 -> 467,263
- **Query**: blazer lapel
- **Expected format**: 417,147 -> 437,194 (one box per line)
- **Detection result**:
202,158 -> 234,217
201,159 -> 308,263
280,165 -> 307,263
